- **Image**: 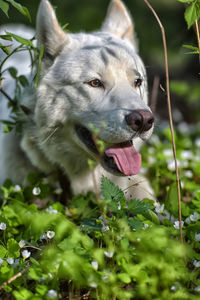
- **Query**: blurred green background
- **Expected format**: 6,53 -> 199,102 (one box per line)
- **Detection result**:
0,0 -> 199,123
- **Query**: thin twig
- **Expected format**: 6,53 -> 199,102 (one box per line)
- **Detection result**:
143,0 -> 183,243
195,20 -> 200,63
0,264 -> 29,291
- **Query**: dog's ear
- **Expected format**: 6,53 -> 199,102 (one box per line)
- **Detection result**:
101,0 -> 137,49
36,0 -> 67,59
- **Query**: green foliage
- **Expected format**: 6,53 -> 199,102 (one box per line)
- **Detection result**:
178,0 -> 200,28
0,0 -> 31,21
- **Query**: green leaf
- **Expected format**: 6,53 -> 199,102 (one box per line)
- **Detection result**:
184,2 -> 200,29
5,0 -> 31,22
178,0 -> 194,2
0,42 -> 11,55
165,183 -> 179,216
117,273 -> 131,284
6,32 -> 34,47
101,176 -> 125,202
7,238 -> 20,258
0,0 -> 9,17
128,199 -> 152,215
8,67 -> 18,78
0,245 -> 7,258
19,75 -> 29,87
128,217 -> 143,230
0,34 -> 12,41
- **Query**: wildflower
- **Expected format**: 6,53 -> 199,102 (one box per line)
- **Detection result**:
0,222 -> 6,230
193,260 -> 200,268
32,187 -> 41,196
137,238 -> 141,242
0,258 -> 3,266
171,285 -> 177,292
13,259 -> 20,267
14,185 -> 21,192
22,250 -> 31,259
104,250 -> 114,258
117,201 -> 121,210
7,258 -> 14,265
195,138 -> 200,147
155,203 -> 165,214
173,220 -> 184,230
47,289 -> 58,299
185,217 -> 191,224
190,212 -> 199,222
184,170 -> 193,178
46,206 -> 58,214
178,122 -> 190,134
163,149 -> 173,157
47,231 -> 55,239
91,261 -> 98,270
181,150 -> 193,160
40,233 -> 47,241
195,233 -> 200,242
19,240 -> 26,248
194,286 -> 200,292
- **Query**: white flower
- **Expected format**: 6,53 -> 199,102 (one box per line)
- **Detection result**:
171,285 -> 177,292
185,217 -> 191,224
0,222 -> 6,230
19,240 -> 26,248
117,201 -> 121,210
178,122 -> 190,134
40,233 -> 47,241
190,212 -> 199,222
194,286 -> 200,292
0,258 -> 3,266
14,185 -> 21,192
46,231 -> 55,239
195,138 -> 200,147
143,223 -> 149,229
195,233 -> 200,242
173,220 -> 184,230
163,149 -> 173,157
181,150 -> 193,160
32,187 -> 41,196
89,282 -> 97,288
46,206 -> 58,214
102,225 -> 109,232
104,250 -> 114,258
193,260 -> 200,268
155,203 -> 165,214
148,156 -> 156,164
22,250 -> 31,259
137,238 -> 141,242
91,261 -> 98,270
7,258 -> 14,265
184,170 -> 193,178
47,289 -> 58,299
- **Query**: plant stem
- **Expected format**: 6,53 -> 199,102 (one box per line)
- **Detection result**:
195,20 -> 200,63
143,0 -> 183,243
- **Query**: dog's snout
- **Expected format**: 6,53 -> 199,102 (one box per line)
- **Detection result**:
125,110 -> 154,132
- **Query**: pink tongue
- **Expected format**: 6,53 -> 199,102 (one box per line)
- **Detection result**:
105,144 -> 141,175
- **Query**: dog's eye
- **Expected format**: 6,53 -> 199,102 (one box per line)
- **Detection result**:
134,78 -> 143,88
88,79 -> 104,88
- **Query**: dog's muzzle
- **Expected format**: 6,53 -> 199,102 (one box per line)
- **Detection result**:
125,109 -> 154,133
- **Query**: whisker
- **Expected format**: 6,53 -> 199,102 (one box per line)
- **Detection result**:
40,127 -> 59,145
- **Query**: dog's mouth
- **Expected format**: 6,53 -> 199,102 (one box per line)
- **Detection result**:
75,125 -> 141,176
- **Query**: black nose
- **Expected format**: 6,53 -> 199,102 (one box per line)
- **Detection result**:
125,110 -> 154,132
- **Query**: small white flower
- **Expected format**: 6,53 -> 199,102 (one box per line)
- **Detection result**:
137,238 -> 141,242
19,240 -> 26,248
195,138 -> 200,147
193,260 -> 200,268
102,225 -> 109,232
185,217 -> 191,224
195,233 -> 200,242
178,122 -> 190,134
155,203 -> 165,214
148,156 -> 156,165
102,275 -> 108,281
47,289 -> 58,299
14,185 -> 21,192
46,206 -> 58,214
117,201 -> 121,210
0,222 -> 6,230
194,286 -> 200,292
163,149 -> 173,157
7,258 -> 14,265
104,250 -> 114,258
181,150 -> 193,160
40,233 -> 47,241
184,170 -> 193,178
143,223 -> 149,229
171,285 -> 177,292
46,231 -> 55,239
13,259 -> 20,267
0,258 -> 3,266
173,220 -> 184,230
22,250 -> 31,259
32,187 -> 41,196
190,212 -> 199,222
89,282 -> 97,288
91,261 -> 98,270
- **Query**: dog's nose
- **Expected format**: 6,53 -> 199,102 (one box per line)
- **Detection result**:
125,110 -> 154,132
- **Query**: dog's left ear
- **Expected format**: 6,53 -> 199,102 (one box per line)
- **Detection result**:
101,0 -> 137,49
36,0 -> 68,59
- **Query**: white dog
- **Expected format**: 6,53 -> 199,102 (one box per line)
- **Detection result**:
0,0 -> 154,201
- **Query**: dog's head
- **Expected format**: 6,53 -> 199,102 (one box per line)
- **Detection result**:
34,0 -> 154,176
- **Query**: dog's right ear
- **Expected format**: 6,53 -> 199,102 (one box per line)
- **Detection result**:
36,0 -> 67,59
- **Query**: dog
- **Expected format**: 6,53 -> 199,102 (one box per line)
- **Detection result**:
0,0 -> 155,201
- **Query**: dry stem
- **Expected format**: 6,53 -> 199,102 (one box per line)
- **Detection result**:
195,20 -> 200,62
143,0 -> 183,243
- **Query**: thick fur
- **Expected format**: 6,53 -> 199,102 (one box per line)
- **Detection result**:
0,0 -> 154,200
